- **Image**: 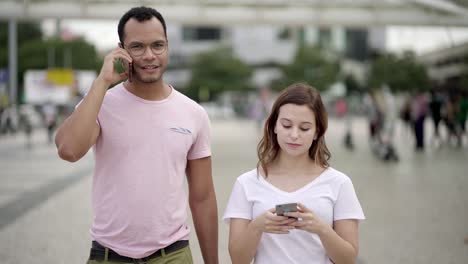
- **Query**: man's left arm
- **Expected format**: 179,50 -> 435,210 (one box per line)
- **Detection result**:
186,156 -> 218,264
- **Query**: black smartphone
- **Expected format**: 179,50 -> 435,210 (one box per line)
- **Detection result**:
112,59 -> 132,82
128,62 -> 133,82
275,203 -> 298,216
117,42 -> 132,82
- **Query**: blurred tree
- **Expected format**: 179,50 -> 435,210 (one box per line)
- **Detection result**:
186,47 -> 253,102
271,46 -> 340,92
344,74 -> 365,95
368,51 -> 430,93
19,38 -> 101,71
0,22 -> 43,68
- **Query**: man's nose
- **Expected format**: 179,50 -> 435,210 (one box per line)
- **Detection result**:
142,46 -> 156,59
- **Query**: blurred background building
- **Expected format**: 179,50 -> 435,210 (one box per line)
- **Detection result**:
2,0 -> 468,97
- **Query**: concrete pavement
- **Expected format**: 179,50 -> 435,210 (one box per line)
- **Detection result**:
0,117 -> 467,263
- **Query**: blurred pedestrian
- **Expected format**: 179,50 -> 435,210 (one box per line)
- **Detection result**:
364,91 -> 383,142
410,92 -> 429,151
365,88 -> 398,161
442,94 -> 459,146
42,101 -> 57,144
456,90 -> 468,146
0,105 -> 18,135
19,105 -> 34,149
0,92 -> 8,133
429,88 -> 443,147
399,94 -> 412,139
379,86 -> 399,161
224,83 -> 365,264
251,87 -> 273,132
335,96 -> 354,150
55,6 -> 218,264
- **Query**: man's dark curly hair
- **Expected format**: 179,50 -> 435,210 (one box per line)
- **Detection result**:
117,6 -> 167,44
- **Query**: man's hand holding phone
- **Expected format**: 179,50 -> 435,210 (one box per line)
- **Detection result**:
97,46 -> 133,88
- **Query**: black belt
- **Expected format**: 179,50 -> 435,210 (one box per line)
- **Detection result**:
89,240 -> 189,263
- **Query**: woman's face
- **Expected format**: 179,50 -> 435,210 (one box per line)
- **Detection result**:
274,103 -> 317,158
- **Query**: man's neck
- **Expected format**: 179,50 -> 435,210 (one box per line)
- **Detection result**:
124,80 -> 171,101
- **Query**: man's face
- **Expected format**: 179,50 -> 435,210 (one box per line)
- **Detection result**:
122,17 -> 168,84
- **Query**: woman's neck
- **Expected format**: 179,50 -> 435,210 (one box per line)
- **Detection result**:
271,152 -> 319,176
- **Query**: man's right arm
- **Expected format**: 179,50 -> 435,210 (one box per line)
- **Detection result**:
55,77 -> 107,162
55,47 -> 132,162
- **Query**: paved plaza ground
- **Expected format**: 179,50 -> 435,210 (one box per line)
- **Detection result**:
0,117 -> 467,263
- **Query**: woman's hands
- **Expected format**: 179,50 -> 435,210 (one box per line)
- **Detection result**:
252,208 -> 297,234
252,203 -> 331,236
97,46 -> 133,87
284,203 -> 331,236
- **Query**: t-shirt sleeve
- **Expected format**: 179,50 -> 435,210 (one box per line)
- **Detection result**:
187,108 -> 211,160
75,97 -> 101,127
334,178 -> 365,221
223,179 -> 252,224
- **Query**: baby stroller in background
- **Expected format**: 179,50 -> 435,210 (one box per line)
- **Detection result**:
366,86 -> 399,162
370,117 -> 399,162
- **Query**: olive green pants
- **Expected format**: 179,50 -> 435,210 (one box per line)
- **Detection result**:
86,246 -> 193,264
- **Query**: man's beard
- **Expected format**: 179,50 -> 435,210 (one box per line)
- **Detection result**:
134,70 -> 163,84
139,76 -> 161,83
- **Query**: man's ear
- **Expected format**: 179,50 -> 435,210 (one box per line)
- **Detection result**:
118,43 -> 123,48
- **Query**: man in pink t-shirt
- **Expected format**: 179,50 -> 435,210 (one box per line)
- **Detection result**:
55,6 -> 218,264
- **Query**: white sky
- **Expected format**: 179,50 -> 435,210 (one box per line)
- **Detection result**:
386,26 -> 468,54
42,19 -> 468,55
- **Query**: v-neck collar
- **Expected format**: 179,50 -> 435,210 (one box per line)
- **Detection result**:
258,167 -> 331,196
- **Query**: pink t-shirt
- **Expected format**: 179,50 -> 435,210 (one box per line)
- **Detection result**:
90,84 -> 211,258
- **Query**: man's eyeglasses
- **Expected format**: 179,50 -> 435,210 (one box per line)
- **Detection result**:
124,41 -> 167,57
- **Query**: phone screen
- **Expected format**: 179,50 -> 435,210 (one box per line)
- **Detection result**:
275,203 -> 298,216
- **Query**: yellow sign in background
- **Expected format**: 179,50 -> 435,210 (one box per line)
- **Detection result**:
46,68 -> 74,86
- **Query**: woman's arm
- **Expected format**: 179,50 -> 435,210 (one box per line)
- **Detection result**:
228,219 -> 262,264
229,210 -> 296,264
318,219 -> 359,264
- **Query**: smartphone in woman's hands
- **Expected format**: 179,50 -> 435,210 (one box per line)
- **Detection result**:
276,203 -> 298,216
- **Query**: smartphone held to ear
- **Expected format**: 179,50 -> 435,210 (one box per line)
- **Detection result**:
275,203 -> 298,216
128,62 -> 133,82
113,57 -> 133,82
116,43 -> 133,82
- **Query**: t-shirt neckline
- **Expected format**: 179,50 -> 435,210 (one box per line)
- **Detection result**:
120,83 -> 175,104
257,167 -> 331,196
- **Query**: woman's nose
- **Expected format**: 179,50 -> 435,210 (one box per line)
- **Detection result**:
289,127 -> 299,139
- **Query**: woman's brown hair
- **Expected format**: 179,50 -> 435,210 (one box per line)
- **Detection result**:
257,82 -> 331,177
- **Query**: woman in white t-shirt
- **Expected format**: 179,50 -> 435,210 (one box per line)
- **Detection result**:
223,83 -> 365,264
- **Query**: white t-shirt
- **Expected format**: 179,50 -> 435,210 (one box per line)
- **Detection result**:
223,167 -> 365,264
